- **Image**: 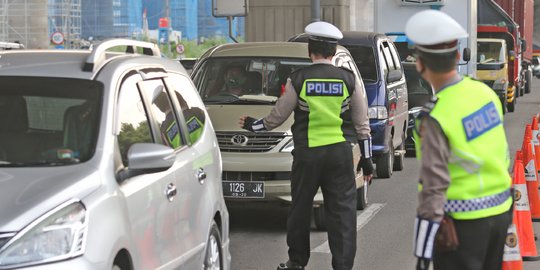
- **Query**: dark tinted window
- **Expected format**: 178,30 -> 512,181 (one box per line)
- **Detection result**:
0,76 -> 102,166
347,46 -> 378,82
404,67 -> 432,95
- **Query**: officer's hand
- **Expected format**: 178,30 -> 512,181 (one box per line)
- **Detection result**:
358,157 -> 374,175
240,116 -> 267,132
416,258 -> 430,270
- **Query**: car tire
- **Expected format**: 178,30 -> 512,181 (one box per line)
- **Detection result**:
376,142 -> 393,179
203,221 -> 223,270
525,68 -> 532,94
313,206 -> 327,231
356,179 -> 369,210
507,95 -> 516,113
393,142 -> 405,171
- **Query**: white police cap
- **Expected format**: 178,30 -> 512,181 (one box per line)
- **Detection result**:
405,10 -> 468,54
305,21 -> 343,43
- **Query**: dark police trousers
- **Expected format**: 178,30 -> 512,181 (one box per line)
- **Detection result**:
433,210 -> 511,270
287,142 -> 357,270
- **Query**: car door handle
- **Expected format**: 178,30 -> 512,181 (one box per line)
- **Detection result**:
197,168 -> 207,185
165,183 -> 177,202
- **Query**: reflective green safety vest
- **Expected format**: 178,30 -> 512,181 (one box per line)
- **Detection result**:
299,78 -> 350,147
414,77 -> 512,220
289,64 -> 357,149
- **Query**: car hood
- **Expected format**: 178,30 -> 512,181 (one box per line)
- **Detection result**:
205,104 -> 294,133
0,165 -> 100,231
364,81 -> 384,107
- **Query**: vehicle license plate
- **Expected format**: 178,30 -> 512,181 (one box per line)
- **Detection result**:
222,181 -> 265,198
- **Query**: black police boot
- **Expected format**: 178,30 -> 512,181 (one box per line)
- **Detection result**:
276,260 -> 304,270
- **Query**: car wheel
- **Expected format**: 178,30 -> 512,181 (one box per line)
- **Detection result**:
203,221 -> 223,270
393,142 -> 405,171
376,142 -> 393,178
507,95 -> 516,112
356,179 -> 368,210
313,206 -> 327,231
525,68 -> 532,94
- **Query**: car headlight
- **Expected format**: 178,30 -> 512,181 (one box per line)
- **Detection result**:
280,138 -> 294,153
0,201 -> 87,268
368,106 -> 388,120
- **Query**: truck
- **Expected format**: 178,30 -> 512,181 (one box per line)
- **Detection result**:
476,38 -> 511,111
478,0 -> 527,112
492,0 -> 535,94
374,0 -> 477,77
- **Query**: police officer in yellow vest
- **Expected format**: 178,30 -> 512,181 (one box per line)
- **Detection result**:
406,10 -> 512,270
239,21 -> 372,270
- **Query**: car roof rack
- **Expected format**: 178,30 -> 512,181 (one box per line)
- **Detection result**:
0,41 -> 25,50
83,39 -> 161,72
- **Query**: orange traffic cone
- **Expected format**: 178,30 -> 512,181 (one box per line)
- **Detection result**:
532,116 -> 540,145
521,125 -> 540,221
502,210 -> 523,270
513,157 -> 540,260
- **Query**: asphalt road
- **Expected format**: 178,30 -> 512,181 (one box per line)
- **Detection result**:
227,78 -> 540,270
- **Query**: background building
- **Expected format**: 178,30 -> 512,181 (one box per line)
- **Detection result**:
0,0 -> 49,49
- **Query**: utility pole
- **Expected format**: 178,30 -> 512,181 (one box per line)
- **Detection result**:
311,0 -> 320,22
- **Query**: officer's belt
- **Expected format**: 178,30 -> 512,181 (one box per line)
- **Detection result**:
444,189 -> 511,212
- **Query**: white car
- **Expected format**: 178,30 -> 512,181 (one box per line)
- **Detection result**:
0,39 -> 230,270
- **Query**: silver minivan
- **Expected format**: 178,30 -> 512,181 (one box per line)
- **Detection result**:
0,40 -> 230,270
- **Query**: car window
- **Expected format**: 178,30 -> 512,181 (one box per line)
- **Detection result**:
139,79 -> 186,150
0,76 -> 102,166
166,74 -> 207,144
347,46 -> 378,83
388,42 -> 403,71
378,45 -> 390,79
117,73 -> 153,165
382,41 -> 396,71
193,57 -> 311,104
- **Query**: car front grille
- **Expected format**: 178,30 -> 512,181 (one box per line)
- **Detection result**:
482,80 -> 495,88
0,233 -> 15,249
216,132 -> 287,152
223,171 -> 291,181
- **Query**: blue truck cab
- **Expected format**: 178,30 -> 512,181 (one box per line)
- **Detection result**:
289,31 -> 409,178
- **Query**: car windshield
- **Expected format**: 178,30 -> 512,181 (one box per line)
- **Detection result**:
193,57 -> 312,104
0,76 -> 103,166
347,46 -> 378,83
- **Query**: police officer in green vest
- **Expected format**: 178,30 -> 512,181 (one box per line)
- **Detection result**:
406,10 -> 512,270
240,21 -> 373,270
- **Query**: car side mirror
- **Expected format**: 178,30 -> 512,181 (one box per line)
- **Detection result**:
462,48 -> 471,62
387,70 -> 402,84
118,143 -> 175,182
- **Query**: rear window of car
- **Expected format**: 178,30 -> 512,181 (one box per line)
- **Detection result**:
0,76 -> 103,166
193,57 -> 311,104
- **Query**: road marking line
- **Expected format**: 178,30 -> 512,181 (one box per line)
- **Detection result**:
311,203 -> 386,254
